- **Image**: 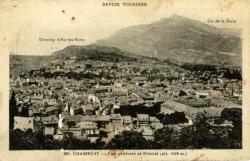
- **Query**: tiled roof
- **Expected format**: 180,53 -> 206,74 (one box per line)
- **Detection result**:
95,115 -> 111,121
42,116 -> 58,124
64,115 -> 84,122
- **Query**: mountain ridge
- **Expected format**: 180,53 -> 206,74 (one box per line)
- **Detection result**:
95,14 -> 242,66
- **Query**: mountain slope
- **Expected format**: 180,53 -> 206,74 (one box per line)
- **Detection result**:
51,45 -> 139,62
96,14 -> 242,66
10,45 -> 156,77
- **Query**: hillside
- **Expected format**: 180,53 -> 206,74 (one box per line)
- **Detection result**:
10,45 -> 157,78
10,55 -> 50,78
51,45 -> 142,62
96,14 -> 242,66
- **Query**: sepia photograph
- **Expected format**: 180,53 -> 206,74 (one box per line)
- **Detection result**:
1,0 -> 250,161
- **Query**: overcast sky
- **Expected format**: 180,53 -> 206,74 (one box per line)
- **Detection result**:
1,0 -> 246,55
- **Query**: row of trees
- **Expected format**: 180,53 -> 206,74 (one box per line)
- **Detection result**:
30,70 -> 115,80
10,129 -> 100,150
180,63 -> 242,80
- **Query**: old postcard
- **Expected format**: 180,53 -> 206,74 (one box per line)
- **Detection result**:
0,0 -> 250,161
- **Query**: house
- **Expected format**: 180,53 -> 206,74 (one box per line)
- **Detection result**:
88,94 -> 101,105
178,98 -> 211,107
44,126 -> 55,135
110,114 -> 122,126
53,129 -> 64,140
133,77 -> 146,86
43,98 -> 57,106
45,106 -> 60,116
161,100 -> 199,118
64,56 -> 77,65
195,91 -> 209,98
61,127 -> 82,137
150,122 -> 163,130
114,81 -> 127,88
82,104 -> 95,115
76,121 -> 99,136
211,99 -> 241,109
137,114 -> 150,127
149,117 -> 160,123
102,108 -> 111,115
172,90 -> 181,97
14,116 -> 41,132
69,104 -> 83,116
19,103 -> 33,117
112,81 -> 128,95
42,116 -> 59,135
28,106 -> 33,117
123,116 -> 132,126
140,93 -> 154,101
195,90 -> 223,99
201,107 -> 224,124
94,115 -> 111,128
32,108 -> 42,121
149,117 -> 163,129
142,127 -> 154,140
31,93 -> 44,104
63,115 -> 84,128
61,118 -> 99,139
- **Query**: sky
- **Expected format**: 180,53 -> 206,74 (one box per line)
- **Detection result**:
0,0 -> 246,55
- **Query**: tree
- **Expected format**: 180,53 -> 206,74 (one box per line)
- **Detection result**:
43,134 -> 59,149
10,128 -> 39,150
206,132 -> 231,149
156,112 -> 188,125
94,137 -> 106,149
169,112 -> 188,124
60,132 -> 75,149
10,129 -> 24,150
177,126 -> 193,149
107,131 -> 149,149
153,127 -> 175,149
221,108 -> 242,148
192,113 -> 210,148
99,130 -> 108,138
60,132 -> 95,149
9,91 -> 17,129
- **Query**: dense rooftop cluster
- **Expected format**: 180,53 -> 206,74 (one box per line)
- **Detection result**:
9,54 -> 242,148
